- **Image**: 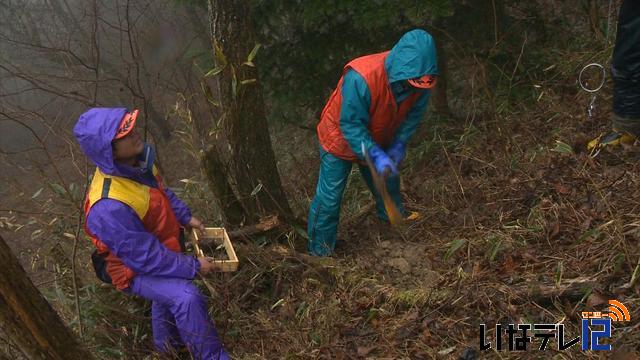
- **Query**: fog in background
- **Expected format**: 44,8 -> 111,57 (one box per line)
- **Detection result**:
0,0 -> 213,185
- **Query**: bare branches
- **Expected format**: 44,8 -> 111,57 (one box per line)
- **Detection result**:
0,31 -> 96,71
91,0 -> 100,105
0,111 -> 74,203
0,63 -> 94,105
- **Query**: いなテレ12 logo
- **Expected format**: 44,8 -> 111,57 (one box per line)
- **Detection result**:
479,299 -> 631,352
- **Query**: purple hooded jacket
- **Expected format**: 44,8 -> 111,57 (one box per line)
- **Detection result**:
74,107 -> 200,283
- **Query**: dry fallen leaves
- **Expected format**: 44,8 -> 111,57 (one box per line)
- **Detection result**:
356,345 -> 376,356
586,292 -> 607,308
554,182 -> 571,195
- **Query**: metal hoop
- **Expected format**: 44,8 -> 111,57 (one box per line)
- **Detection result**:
579,63 -> 606,93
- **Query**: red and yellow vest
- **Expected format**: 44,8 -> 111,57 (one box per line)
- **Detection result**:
317,51 -> 421,161
83,166 -> 182,290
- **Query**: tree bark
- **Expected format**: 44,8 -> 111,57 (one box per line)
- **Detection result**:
205,0 -> 293,227
432,38 -> 453,118
0,235 -> 94,360
202,144 -> 246,226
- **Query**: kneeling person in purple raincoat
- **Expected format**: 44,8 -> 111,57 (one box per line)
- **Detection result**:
74,107 -> 229,359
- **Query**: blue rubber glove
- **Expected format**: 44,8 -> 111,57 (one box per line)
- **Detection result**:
386,141 -> 406,166
368,144 -> 398,177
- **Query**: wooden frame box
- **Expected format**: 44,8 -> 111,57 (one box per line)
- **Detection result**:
191,227 -> 239,272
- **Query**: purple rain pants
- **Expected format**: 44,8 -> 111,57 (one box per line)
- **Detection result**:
129,274 -> 229,360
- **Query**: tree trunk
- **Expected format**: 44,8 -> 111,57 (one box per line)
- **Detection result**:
0,235 -> 94,360
202,144 -> 246,226
432,37 -> 453,118
173,2 -> 248,227
205,0 -> 293,227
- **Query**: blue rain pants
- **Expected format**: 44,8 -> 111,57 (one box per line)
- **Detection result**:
307,146 -> 405,256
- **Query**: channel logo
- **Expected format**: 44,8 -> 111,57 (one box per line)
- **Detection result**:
604,300 -> 630,322
480,299 -> 631,352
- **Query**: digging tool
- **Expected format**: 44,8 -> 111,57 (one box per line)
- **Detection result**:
362,142 -> 404,226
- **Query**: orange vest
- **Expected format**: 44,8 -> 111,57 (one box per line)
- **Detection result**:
83,166 -> 182,290
317,51 -> 421,161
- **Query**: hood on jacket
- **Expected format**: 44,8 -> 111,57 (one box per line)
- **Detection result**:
385,29 -> 438,84
74,107 -> 154,179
